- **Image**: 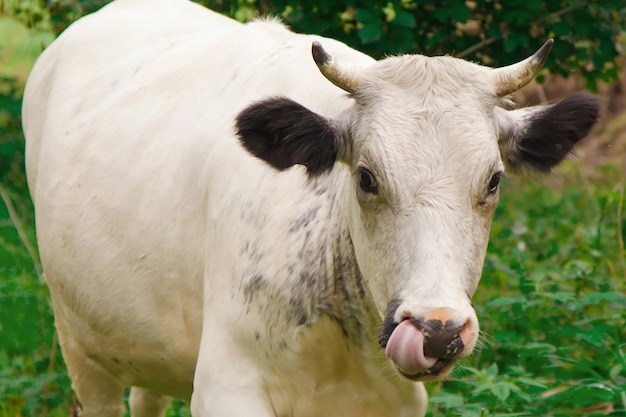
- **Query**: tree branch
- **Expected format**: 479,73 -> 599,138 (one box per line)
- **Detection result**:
456,36 -> 497,58
456,5 -> 581,59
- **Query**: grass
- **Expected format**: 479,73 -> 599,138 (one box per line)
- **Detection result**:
0,161 -> 624,416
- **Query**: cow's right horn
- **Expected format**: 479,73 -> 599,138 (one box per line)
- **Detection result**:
312,41 -> 361,94
491,39 -> 554,97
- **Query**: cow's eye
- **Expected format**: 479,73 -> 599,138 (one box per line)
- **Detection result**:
357,167 -> 378,194
487,172 -> 502,194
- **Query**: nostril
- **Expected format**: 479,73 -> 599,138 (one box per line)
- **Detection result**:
447,334 -> 464,356
424,333 -> 464,358
415,317 -> 469,359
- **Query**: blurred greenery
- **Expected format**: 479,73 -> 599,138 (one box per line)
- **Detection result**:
1,0 -> 625,416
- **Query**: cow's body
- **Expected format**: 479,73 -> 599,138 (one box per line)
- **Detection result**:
22,0 -> 599,416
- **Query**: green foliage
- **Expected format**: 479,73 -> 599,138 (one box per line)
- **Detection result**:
199,0 -> 625,91
4,1 -> 625,88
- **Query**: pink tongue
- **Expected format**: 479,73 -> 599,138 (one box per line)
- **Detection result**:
385,320 -> 438,374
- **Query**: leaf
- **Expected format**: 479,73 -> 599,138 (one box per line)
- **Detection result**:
486,362 -> 499,377
358,22 -> 382,44
355,8 -> 377,24
551,20 -> 572,37
516,377 -> 548,389
571,292 -> 626,309
484,296 -> 525,308
0,17 -> 54,82
433,2 -> 470,23
392,11 -> 416,28
490,381 -> 520,402
429,391 -> 466,408
541,291 -> 576,304
609,364 -> 622,383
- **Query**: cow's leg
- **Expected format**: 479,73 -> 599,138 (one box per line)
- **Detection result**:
62,348 -> 125,417
55,320 -> 125,417
191,332 -> 275,416
190,371 -> 275,417
129,387 -> 171,417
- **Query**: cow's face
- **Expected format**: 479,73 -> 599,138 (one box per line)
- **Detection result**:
341,61 -> 501,379
236,41 -> 599,381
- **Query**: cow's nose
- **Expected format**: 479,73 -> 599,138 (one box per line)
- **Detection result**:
412,310 -> 471,358
380,307 -> 476,380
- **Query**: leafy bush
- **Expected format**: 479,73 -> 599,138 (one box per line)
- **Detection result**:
4,0 -> 626,89
251,0 -> 626,90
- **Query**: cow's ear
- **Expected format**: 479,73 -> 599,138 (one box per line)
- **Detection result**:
497,92 -> 600,172
236,97 -> 340,176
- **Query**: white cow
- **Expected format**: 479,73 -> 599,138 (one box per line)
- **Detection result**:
22,0 -> 599,416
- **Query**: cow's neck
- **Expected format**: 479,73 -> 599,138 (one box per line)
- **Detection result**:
256,168 -> 399,409
301,167 -> 381,345
241,165 -> 382,361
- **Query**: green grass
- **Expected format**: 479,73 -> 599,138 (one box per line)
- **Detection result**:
0,162 -> 624,416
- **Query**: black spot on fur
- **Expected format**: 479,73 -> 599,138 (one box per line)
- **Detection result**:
378,297 -> 402,348
510,92 -> 600,172
288,206 -> 320,234
236,97 -> 339,176
243,274 -> 267,304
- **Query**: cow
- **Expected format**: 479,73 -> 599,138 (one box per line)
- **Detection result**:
22,0 -> 599,415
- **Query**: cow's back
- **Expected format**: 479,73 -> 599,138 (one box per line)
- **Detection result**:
22,0 -> 372,398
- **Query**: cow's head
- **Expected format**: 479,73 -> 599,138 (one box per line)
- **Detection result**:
236,40 -> 599,381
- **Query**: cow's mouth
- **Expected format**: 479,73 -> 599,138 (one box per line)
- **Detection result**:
396,358 -> 454,381
382,319 -> 439,378
380,316 -> 467,381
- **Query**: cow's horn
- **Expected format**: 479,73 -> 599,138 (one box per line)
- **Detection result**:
491,39 -> 554,97
312,41 -> 360,94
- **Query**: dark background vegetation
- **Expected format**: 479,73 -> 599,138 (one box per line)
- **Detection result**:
1,0 -> 625,416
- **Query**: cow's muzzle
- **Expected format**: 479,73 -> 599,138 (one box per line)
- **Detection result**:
379,307 -> 475,381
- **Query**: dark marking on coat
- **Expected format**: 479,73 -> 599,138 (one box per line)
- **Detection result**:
378,297 -> 402,348
329,273 -> 362,340
235,176 -> 371,353
288,206 -> 321,234
243,274 -> 267,305
242,240 -> 263,263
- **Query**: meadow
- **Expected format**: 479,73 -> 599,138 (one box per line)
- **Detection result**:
0,159 -> 624,416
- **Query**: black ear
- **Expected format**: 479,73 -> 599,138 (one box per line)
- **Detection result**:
235,97 -> 339,176
501,92 -> 600,172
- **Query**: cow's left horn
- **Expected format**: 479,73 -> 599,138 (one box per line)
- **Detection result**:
491,39 -> 554,97
312,41 -> 361,94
